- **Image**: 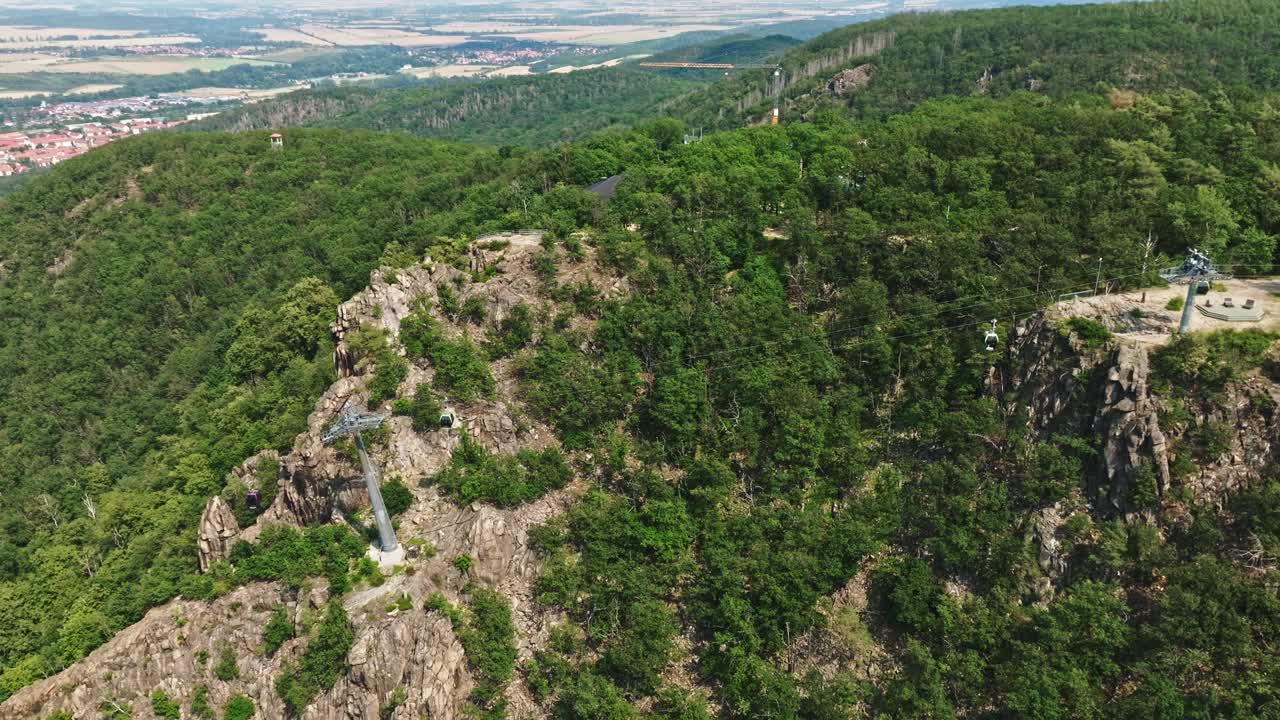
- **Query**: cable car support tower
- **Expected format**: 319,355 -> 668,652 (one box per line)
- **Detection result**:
1160,248 -> 1229,334
323,404 -> 398,553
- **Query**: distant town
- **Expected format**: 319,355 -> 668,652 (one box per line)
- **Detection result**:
0,117 -> 186,176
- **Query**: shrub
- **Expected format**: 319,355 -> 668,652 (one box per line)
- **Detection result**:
1154,330 -> 1278,389
400,311 -> 495,401
458,588 -> 518,710
485,303 -> 535,359
1064,316 -> 1112,348
263,605 -> 295,657
876,558 -> 946,635
380,479 -> 414,517
425,592 -> 464,627
391,384 -> 443,432
190,685 -> 214,720
517,334 -> 640,449
231,524 -> 366,595
276,602 -> 354,717
461,295 -> 487,324
1165,295 -> 1184,311
380,687 -> 408,720
349,326 -> 407,405
214,644 -> 240,681
224,694 -> 256,720
151,690 -> 181,720
453,554 -> 473,574
437,284 -> 462,318
428,431 -> 572,507
423,590 -> 516,713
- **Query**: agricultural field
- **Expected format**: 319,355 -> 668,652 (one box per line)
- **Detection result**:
0,0 -> 890,130
0,55 -> 278,75
178,85 -> 304,99
292,25 -> 469,47
0,26 -> 142,41
401,64 -> 496,79
0,35 -> 200,50
250,28 -> 330,45
65,83 -> 124,94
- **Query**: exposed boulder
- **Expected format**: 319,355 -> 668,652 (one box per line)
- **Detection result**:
990,316 -> 1108,436
827,64 -> 875,96
0,582 -> 476,720
196,496 -> 241,572
1093,342 -> 1170,514
1026,503 -> 1070,604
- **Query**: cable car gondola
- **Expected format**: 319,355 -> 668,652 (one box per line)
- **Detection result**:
983,319 -> 999,352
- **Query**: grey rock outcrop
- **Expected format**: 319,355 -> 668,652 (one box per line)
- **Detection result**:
990,317 -> 1106,436
1026,503 -> 1069,604
1093,342 -> 1170,514
197,495 -> 241,572
0,233 -> 638,720
0,582 -> 475,720
827,64 -> 875,96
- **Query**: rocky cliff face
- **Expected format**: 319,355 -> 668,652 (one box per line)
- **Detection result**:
998,315 -> 1278,516
2,233 -> 622,720
993,313 -> 1280,596
1092,342 -> 1170,515
826,64 -> 875,96
731,32 -> 895,118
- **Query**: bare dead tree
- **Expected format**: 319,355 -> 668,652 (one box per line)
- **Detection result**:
30,493 -> 62,529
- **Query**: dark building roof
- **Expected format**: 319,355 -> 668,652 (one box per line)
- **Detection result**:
587,174 -> 623,200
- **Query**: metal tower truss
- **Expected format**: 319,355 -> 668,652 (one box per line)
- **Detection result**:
1159,248 -> 1231,333
323,404 -> 397,552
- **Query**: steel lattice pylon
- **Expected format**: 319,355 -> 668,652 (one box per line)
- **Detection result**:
323,404 -> 397,552
1159,248 -> 1230,333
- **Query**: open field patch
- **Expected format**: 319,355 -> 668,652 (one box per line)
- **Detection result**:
547,54 -> 649,73
0,35 -> 200,50
297,24 -> 469,47
253,46 -> 346,63
249,28 -> 332,45
401,64 -> 495,78
0,26 -> 142,41
476,24 -> 733,46
0,55 -> 278,75
174,85 -> 306,99
65,83 -> 123,94
487,65 -> 532,77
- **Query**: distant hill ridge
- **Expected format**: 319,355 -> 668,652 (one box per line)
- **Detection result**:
200,0 -> 1280,141
668,0 -> 1280,127
196,67 -> 702,146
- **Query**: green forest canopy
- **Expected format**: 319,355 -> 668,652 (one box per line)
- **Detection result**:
670,0 -> 1280,127
1,82 -> 1278,715
1,0 -> 1280,714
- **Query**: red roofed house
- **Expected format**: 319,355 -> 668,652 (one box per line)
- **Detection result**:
29,134 -> 75,149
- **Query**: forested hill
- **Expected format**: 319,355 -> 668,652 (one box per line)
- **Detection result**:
669,0 -> 1280,128
197,68 -> 703,147
643,33 -> 801,66
5,81 -> 1280,717
0,128 -> 612,698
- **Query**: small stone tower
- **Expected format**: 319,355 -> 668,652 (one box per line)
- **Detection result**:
270,132 -> 284,150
